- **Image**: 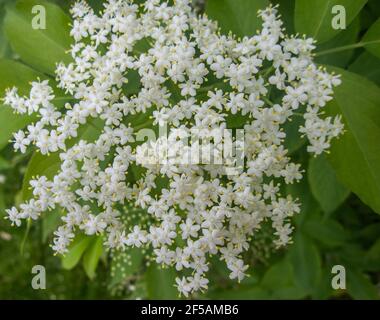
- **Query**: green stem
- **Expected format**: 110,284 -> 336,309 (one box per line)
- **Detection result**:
199,81 -> 226,93
315,40 -> 380,57
263,97 -> 274,106
54,97 -> 76,101
262,66 -> 274,78
20,218 -> 32,256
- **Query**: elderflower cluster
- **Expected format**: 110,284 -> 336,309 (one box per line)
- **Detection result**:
3,0 -> 343,296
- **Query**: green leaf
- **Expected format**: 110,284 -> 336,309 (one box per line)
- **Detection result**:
0,2 -> 12,58
325,68 -> 380,214
146,263 -> 177,299
356,223 -> 380,244
286,175 -> 320,227
0,157 -> 11,170
271,0 -> 295,34
208,287 -> 271,300
83,236 -> 103,279
4,0 -> 72,75
349,52 -> 380,86
110,247 -> 144,288
362,18 -> 380,59
0,60 -> 42,93
315,17 -> 360,68
42,207 -> 62,243
205,0 -> 269,38
303,217 -> 350,248
347,269 -> 379,300
0,187 -> 5,216
123,70 -> 141,96
22,120 -> 103,201
364,238 -> 380,271
368,0 -> 380,17
295,0 -> 367,43
311,267 -> 334,299
261,258 -> 307,299
289,232 -> 322,294
338,244 -> 368,270
62,234 -> 92,270
283,115 -> 306,154
308,154 -> 350,214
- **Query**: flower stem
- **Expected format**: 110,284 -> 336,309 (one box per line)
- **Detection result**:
263,96 -> 274,106
315,40 -> 380,57
20,218 -> 32,256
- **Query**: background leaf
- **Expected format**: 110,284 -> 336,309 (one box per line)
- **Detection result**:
346,269 -> 380,299
362,17 -> 380,59
349,52 -> 380,86
295,0 -> 367,43
283,115 -> 306,154
83,236 -> 103,280
303,215 -> 350,248
271,0 -> 295,34
289,232 -> 322,294
261,258 -> 307,299
205,0 -> 269,38
308,154 -> 350,214
315,17 -> 360,67
0,1 -> 12,58
4,0 -> 72,75
42,207 -> 62,243
62,234 -> 92,270
146,263 -> 177,299
325,68 -> 380,214
207,286 -> 271,300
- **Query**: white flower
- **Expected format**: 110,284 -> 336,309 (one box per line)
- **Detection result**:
6,207 -> 22,227
124,226 -> 147,247
227,259 -> 249,282
13,130 -> 30,153
82,214 -> 107,235
180,218 -> 200,239
175,276 -> 192,297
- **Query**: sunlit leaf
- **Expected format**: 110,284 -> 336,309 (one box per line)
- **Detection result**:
146,263 -> 177,299
308,154 -> 350,214
295,0 -> 367,43
362,18 -> 380,59
205,0 -> 269,38
349,52 -> 380,86
83,236 -> 104,279
4,0 -> 72,75
289,232 -> 322,294
325,68 -> 380,214
62,234 -> 92,270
